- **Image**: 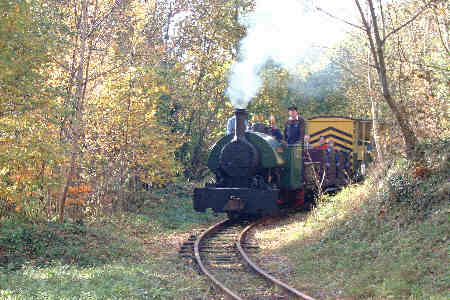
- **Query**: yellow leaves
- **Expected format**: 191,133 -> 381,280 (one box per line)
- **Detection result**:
68,184 -> 93,195
159,86 -> 169,94
146,104 -> 158,118
438,8 -> 446,16
65,184 -> 91,207
143,85 -> 170,99
0,167 -> 8,177
129,0 -> 151,30
15,203 -> 22,213
135,125 -> 184,186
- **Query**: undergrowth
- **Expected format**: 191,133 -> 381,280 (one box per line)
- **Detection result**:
0,183 -> 219,300
0,220 -> 140,272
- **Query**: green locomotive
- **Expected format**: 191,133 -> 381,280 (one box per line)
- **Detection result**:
193,109 -> 363,217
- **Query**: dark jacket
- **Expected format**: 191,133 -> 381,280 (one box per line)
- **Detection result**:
284,118 -> 305,145
271,128 -> 283,142
325,147 -> 340,167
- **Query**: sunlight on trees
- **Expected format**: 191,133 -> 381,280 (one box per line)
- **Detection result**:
0,0 -> 447,221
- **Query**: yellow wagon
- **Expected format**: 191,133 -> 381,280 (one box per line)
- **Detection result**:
307,116 -> 374,176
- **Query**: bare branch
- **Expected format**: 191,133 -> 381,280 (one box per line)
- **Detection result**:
86,0 -> 123,39
86,64 -> 125,82
315,6 -> 365,31
354,0 -> 380,71
50,56 -> 72,72
382,1 -> 433,44
327,51 -> 366,81
431,5 -> 450,55
378,0 -> 386,40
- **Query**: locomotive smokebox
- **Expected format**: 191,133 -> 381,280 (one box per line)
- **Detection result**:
220,108 -> 259,179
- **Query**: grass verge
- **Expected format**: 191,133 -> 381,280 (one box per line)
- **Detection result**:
0,183 -> 222,300
253,139 -> 449,299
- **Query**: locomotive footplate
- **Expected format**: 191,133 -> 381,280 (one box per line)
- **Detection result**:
193,187 -> 280,214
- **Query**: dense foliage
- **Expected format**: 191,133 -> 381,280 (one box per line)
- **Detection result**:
0,0 -> 448,221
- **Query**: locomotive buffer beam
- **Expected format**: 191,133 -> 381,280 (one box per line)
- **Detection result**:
193,187 -> 279,215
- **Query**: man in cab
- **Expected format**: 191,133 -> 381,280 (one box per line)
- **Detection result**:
284,104 -> 305,145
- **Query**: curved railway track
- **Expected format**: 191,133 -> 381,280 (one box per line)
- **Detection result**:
183,218 -> 316,300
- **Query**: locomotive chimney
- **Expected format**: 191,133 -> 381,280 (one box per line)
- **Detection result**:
220,107 -> 259,178
233,108 -> 247,141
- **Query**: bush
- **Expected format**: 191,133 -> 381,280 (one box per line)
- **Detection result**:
376,137 -> 450,220
0,219 -> 137,271
388,174 -> 417,202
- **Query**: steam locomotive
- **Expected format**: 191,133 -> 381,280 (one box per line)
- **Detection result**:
193,108 -> 373,218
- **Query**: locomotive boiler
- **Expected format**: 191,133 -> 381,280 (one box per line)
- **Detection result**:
193,108 -> 371,218
193,108 -> 306,217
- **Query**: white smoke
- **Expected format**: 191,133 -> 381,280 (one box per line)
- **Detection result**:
226,0 -> 356,108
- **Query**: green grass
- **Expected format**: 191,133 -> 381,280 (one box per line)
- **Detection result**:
127,183 -> 219,232
254,139 -> 450,299
0,183 -> 221,300
0,220 -> 140,271
0,262 -> 197,300
284,203 -> 448,299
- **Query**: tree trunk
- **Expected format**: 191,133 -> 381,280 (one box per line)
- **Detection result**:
59,0 -> 89,222
368,68 -> 383,162
366,28 -> 384,163
355,0 -> 420,160
59,153 -> 75,222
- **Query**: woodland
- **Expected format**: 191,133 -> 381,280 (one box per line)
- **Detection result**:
0,0 -> 448,223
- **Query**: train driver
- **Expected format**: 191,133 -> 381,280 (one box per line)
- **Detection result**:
284,104 -> 305,145
269,115 -> 283,142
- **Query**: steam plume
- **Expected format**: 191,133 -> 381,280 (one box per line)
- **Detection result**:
226,0 -> 353,108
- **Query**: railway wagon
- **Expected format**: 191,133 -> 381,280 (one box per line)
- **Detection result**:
307,116 -> 373,177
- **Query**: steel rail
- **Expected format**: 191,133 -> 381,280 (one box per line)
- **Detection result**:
236,222 -> 317,300
194,219 -> 244,300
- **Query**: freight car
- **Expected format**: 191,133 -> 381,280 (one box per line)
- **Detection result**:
193,109 -> 373,218
308,116 -> 374,179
